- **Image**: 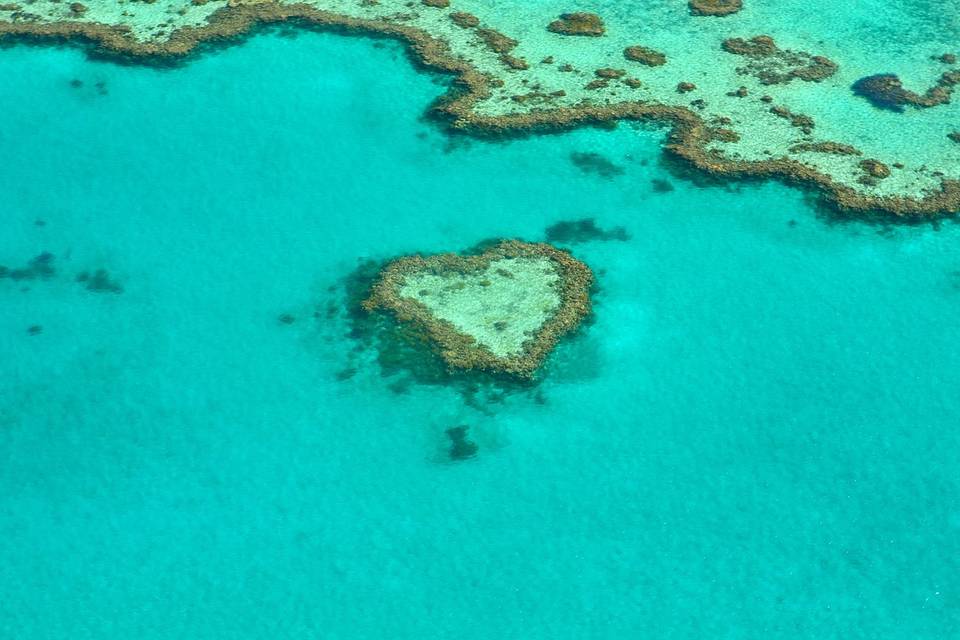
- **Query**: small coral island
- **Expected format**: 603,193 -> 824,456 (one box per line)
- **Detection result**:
363,241 -> 592,377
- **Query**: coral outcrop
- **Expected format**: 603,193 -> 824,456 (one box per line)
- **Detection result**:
547,12 -> 605,37
689,0 -> 742,17
363,240 -> 592,377
721,36 -> 837,85
852,72 -> 960,111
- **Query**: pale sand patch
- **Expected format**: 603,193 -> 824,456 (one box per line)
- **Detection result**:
398,256 -> 560,357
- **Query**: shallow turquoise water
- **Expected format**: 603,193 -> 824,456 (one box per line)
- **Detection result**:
1,28 -> 959,639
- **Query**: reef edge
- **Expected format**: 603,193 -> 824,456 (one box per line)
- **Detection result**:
3,3 -> 958,218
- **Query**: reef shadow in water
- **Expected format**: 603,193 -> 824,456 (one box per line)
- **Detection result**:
0,252 -> 56,281
75,268 -> 123,294
545,218 -> 630,244
569,151 -> 625,178
445,425 -> 479,461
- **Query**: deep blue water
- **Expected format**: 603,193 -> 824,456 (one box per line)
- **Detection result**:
1,30 -> 958,638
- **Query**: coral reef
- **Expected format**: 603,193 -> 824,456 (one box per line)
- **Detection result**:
852,72 -> 960,112
790,142 -> 862,156
363,240 -> 592,378
860,159 -> 891,179
547,12 -> 605,37
624,45 -> 666,67
0,0 -> 958,217
770,105 -> 814,134
722,36 -> 837,85
689,0 -> 742,17
449,12 -> 480,28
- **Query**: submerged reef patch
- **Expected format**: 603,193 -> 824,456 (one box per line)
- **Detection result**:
0,252 -> 55,281
852,72 -> 960,112
624,45 -> 666,67
545,218 -> 629,244
721,36 -> 837,85
1,0 -> 959,217
363,240 -> 592,378
445,425 -> 479,460
75,269 -> 123,294
689,0 -> 743,17
547,13 -> 605,37
789,142 -> 862,156
569,151 -> 624,178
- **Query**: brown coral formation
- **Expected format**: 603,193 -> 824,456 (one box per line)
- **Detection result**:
363,240 -> 593,378
500,54 -> 528,70
421,0 -> 449,7
852,72 -> 960,112
859,159 -> 891,179
595,67 -> 625,79
709,127 -> 740,143
1,2 -> 958,218
789,142 -> 862,156
624,45 -> 666,66
770,105 -> 814,133
722,36 -> 837,85
547,12 -> 605,37
689,0 -> 742,17
475,27 -> 516,54
449,12 -> 479,28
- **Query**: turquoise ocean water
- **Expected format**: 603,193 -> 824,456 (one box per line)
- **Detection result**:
1,25 -> 959,640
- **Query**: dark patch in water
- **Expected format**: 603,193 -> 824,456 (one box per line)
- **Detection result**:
651,178 -> 675,193
75,269 -> 123,294
446,425 -> 478,461
545,218 -> 629,244
69,78 -> 83,88
442,135 -> 472,154
0,252 -> 56,281
277,313 -> 296,325
570,151 -> 625,178
276,26 -> 301,39
27,325 -> 42,336
335,366 -> 357,381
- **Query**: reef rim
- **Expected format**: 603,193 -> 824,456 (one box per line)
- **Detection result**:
2,2 -> 959,218
363,240 -> 593,378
